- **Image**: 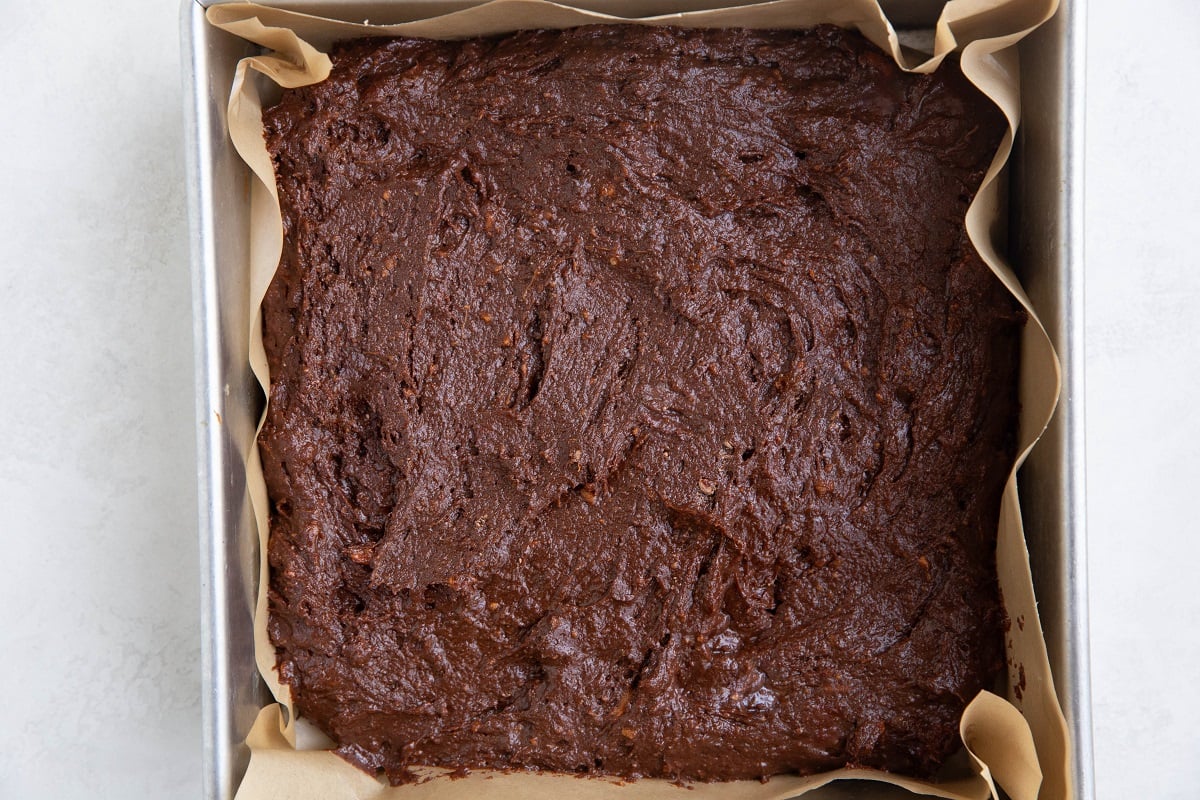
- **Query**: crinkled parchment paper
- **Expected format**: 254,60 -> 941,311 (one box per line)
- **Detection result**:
209,1 -> 1068,797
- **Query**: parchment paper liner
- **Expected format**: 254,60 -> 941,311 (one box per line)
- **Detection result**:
209,1 -> 1068,796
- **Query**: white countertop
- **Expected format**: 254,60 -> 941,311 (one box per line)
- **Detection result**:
0,0 -> 1195,796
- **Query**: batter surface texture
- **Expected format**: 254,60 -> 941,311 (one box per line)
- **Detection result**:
260,24 -> 1019,784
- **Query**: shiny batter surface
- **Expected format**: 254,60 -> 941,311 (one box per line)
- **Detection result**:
260,24 -> 1019,784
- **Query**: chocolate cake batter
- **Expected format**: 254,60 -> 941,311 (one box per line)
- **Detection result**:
260,25 -> 1020,784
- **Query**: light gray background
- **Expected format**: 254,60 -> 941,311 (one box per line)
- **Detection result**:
0,0 -> 1195,796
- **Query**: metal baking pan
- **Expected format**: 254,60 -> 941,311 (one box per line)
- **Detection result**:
183,1 -> 1092,797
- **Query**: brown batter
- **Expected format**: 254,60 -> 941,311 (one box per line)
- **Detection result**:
260,24 -> 1019,784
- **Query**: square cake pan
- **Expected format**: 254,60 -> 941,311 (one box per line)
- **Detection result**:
183,1 -> 1092,797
